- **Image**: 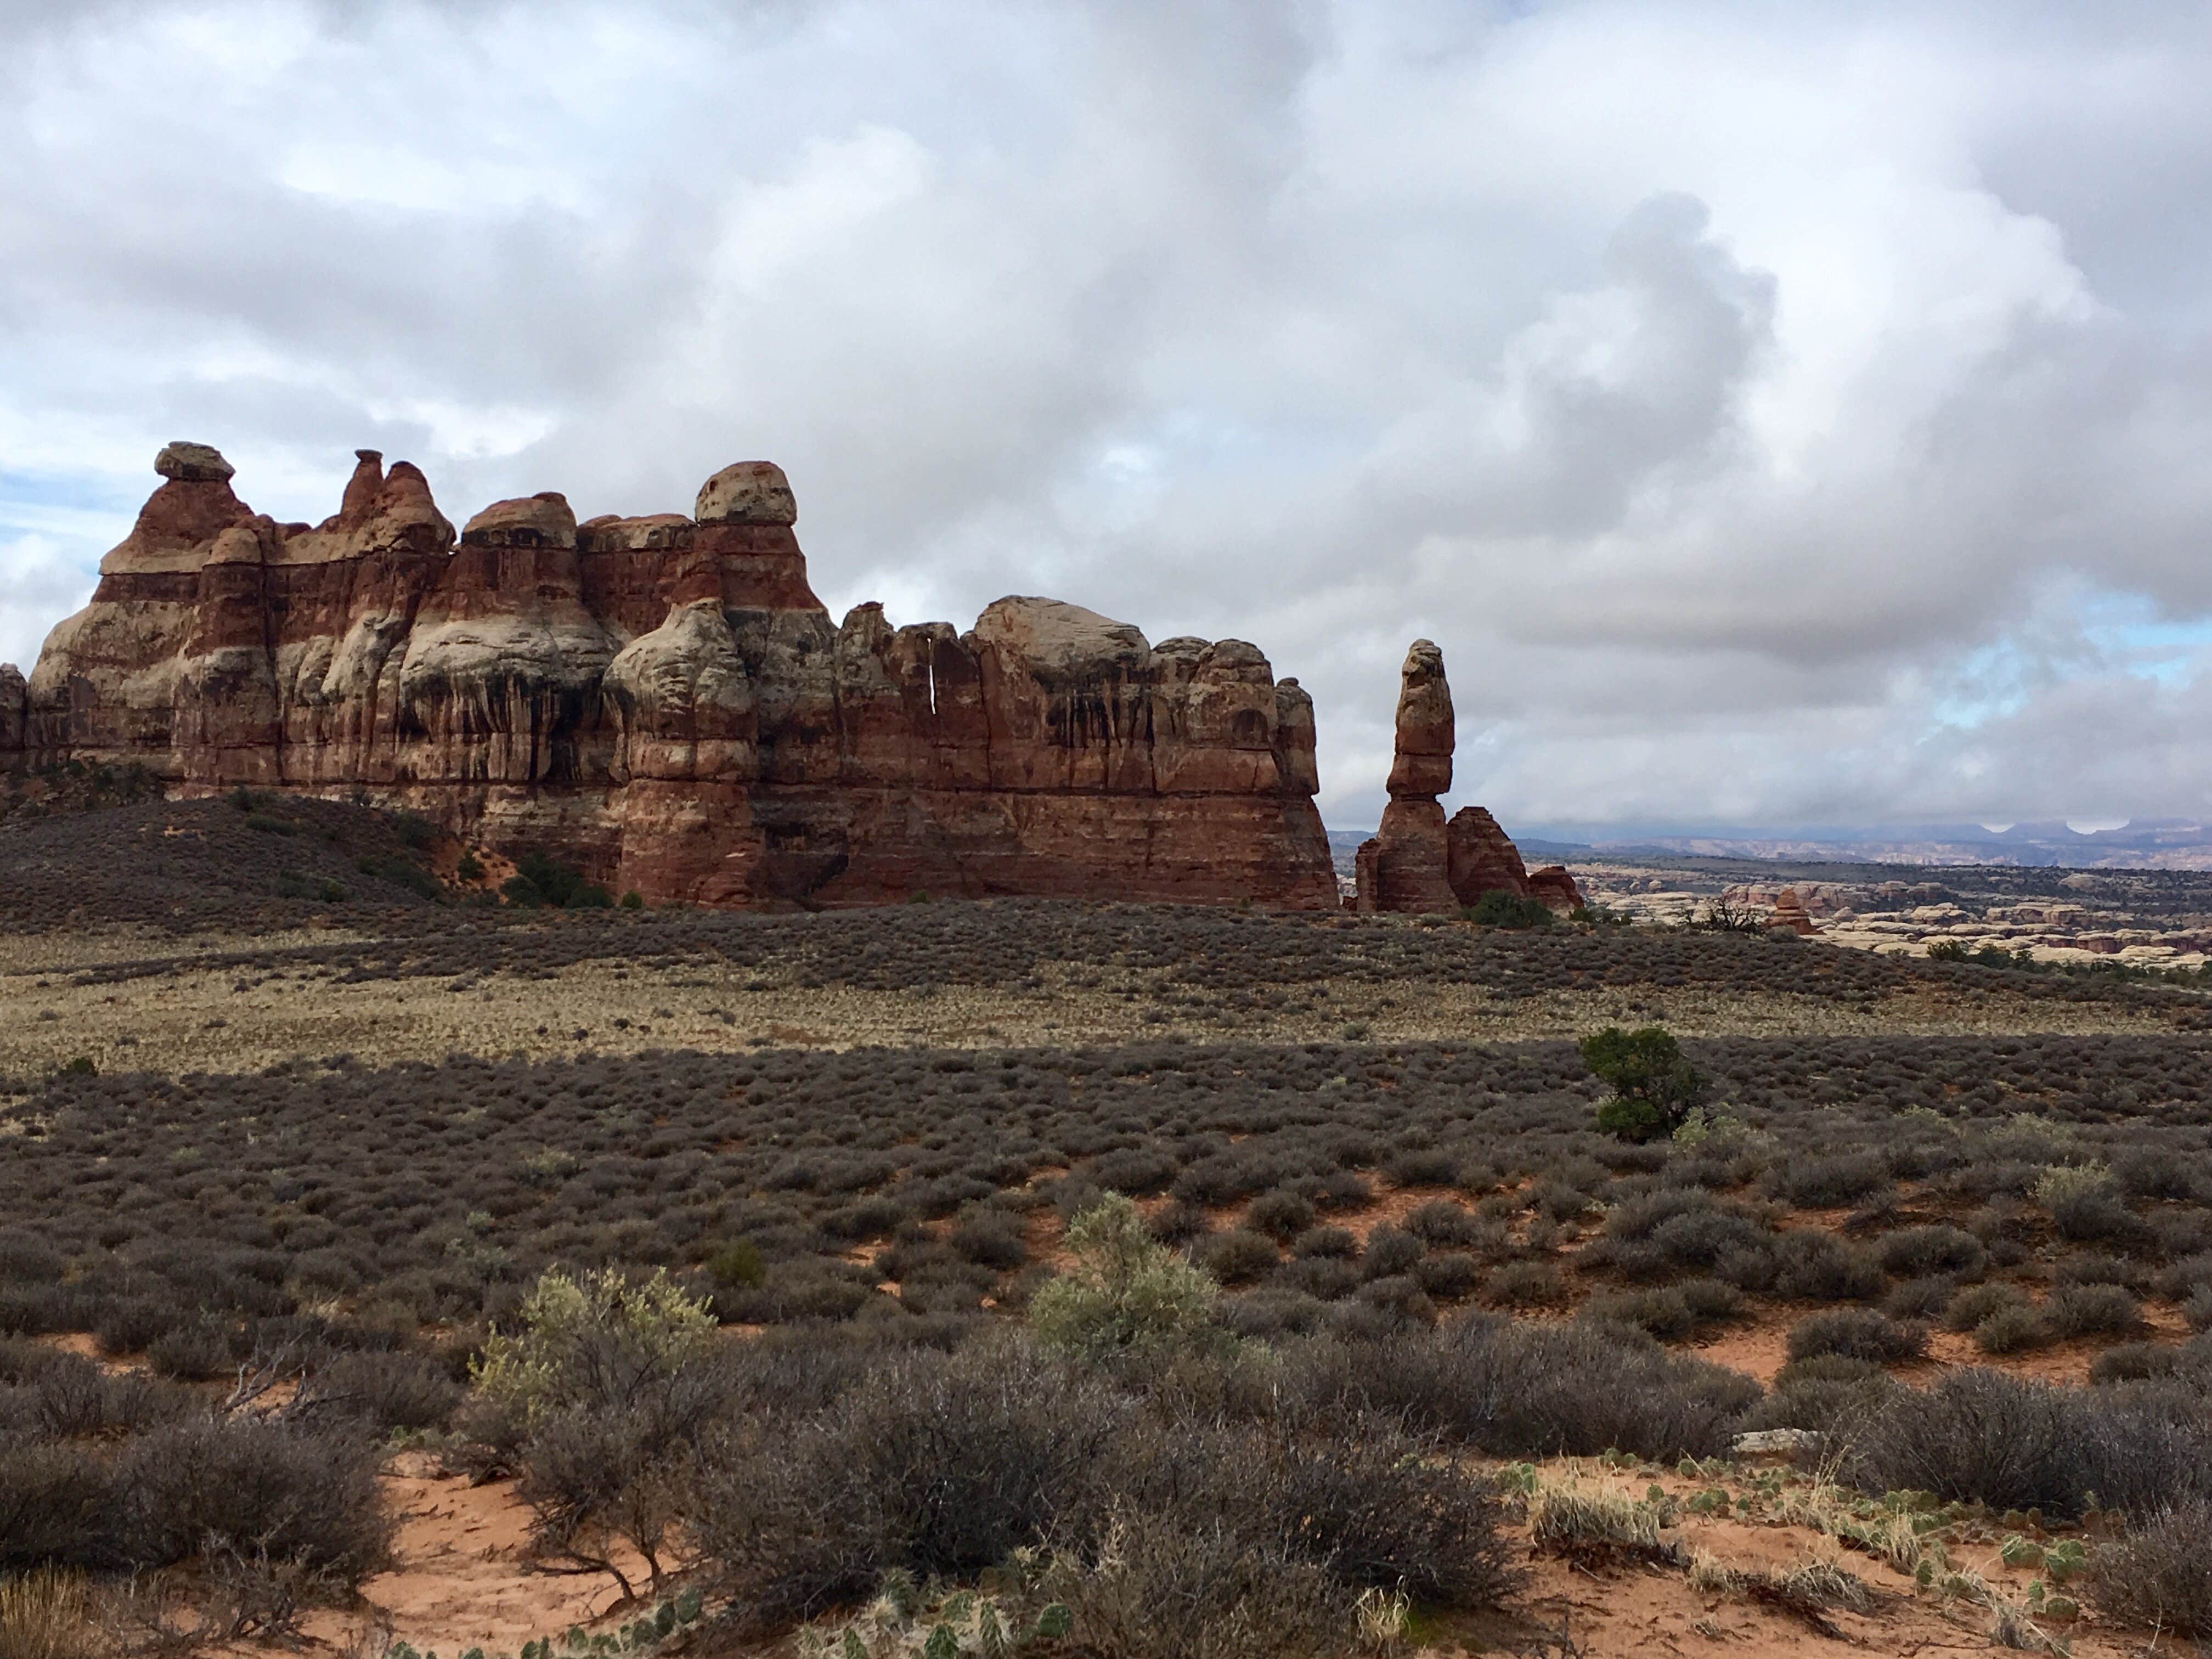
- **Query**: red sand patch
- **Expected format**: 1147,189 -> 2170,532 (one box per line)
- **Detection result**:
342,1455 -> 656,1651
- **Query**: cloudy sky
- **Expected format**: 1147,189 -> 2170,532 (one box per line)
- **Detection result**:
4,1 -> 2210,836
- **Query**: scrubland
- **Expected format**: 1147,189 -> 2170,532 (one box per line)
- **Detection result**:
4,797 -> 2212,1657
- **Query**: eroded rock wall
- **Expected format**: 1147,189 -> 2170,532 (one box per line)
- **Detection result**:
4,445 -> 1336,910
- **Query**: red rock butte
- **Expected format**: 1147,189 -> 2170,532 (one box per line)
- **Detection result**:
0,444 -> 1339,909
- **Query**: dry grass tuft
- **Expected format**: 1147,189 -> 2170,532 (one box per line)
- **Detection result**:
0,1570 -> 97,1659
1525,1466 -> 1681,1568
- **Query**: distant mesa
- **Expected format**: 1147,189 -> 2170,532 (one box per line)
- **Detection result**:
0,443 -> 1336,910
1352,639 -> 1582,916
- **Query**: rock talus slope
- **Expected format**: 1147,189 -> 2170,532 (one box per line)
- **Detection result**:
3,446 -> 1336,910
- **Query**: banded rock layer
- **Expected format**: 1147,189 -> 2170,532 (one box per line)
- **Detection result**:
2,445 -> 1337,909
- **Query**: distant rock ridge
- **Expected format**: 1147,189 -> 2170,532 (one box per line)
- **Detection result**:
1,444 -> 1337,910
1354,640 -> 1582,916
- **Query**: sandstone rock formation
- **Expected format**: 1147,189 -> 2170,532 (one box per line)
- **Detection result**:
2,445 -> 1337,910
1767,887 -> 1820,936
1526,864 -> 1586,914
1446,805 -> 1530,904
1723,880 -> 1849,920
1359,640 -> 1458,912
1354,641 -> 1582,915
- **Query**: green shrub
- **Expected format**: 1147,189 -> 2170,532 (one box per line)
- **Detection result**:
275,870 -> 348,902
117,1418 -> 390,1583
1029,1194 -> 1218,1365
1580,1026 -> 1707,1142
358,854 -> 442,900
2045,1282 -> 2140,1339
1973,1304 -> 2051,1355
705,1242 -> 766,1290
1943,1281 -> 2028,1333
1584,1288 -> 1697,1340
1194,1230 -> 1279,1286
1463,891 -> 1552,929
472,1267 -> 718,1425
1245,1189 -> 1314,1243
503,850 -> 612,909
2036,1164 -> 2142,1243
1785,1308 -> 1926,1363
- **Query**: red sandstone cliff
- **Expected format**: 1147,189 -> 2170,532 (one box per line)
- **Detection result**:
3,445 -> 1337,910
1354,640 -> 1583,916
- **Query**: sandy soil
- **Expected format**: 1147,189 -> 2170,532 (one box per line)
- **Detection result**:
265,1447 -> 2143,1659
343,1457 -> 658,1651
1464,1460 -> 2140,1659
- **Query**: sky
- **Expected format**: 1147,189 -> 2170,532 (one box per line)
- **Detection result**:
4,0 -> 2211,836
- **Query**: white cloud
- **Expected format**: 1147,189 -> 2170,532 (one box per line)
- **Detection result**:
4,0 -> 2211,837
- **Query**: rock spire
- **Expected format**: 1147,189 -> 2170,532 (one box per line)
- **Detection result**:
1354,639 -> 1584,915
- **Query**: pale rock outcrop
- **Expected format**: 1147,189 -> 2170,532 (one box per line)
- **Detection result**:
579,514 -> 693,552
1722,881 -> 1850,920
973,598 -> 1155,793
695,460 -> 798,526
155,441 -> 235,483
603,599 -> 757,785
398,490 -> 619,786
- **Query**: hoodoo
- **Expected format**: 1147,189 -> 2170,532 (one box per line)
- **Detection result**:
1355,640 -> 1583,915
2,445 -> 1339,910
